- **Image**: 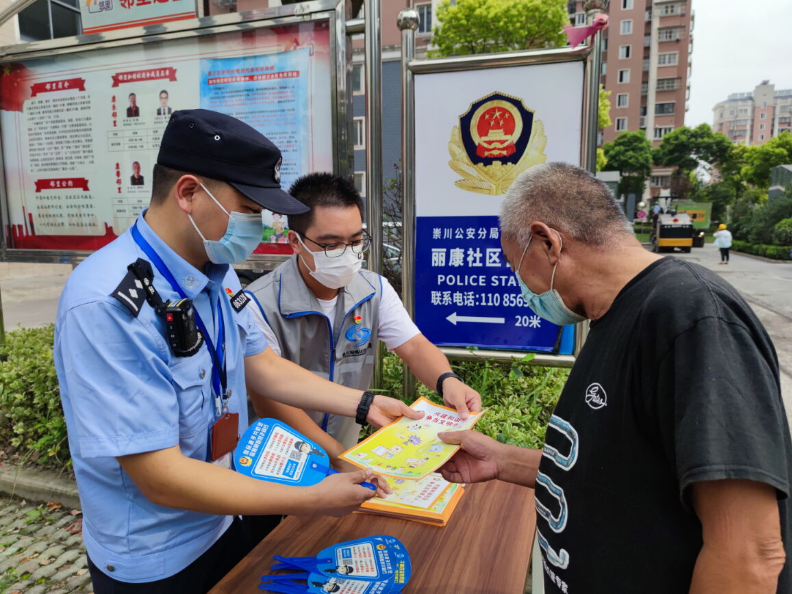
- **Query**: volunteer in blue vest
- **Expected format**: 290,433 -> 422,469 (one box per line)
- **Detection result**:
245,172 -> 482,457
53,110 -> 420,594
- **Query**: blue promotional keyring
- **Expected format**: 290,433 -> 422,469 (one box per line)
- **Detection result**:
235,419 -> 376,491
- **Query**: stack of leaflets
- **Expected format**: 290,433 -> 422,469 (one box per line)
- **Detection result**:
340,397 -> 484,526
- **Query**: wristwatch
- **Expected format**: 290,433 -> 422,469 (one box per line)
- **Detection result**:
436,372 -> 462,398
356,391 -> 376,426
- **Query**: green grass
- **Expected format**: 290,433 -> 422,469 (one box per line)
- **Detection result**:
635,232 -> 650,243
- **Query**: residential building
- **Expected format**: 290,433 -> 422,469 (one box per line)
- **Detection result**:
570,0 -> 694,156
712,81 -> 792,146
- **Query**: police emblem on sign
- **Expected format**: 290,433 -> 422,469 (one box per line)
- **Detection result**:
448,91 -> 547,195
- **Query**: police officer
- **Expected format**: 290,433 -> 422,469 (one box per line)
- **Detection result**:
54,110 -> 419,593
245,172 -> 482,456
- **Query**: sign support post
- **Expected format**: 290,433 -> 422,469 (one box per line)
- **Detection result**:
364,0 -> 385,390
398,8 -> 418,401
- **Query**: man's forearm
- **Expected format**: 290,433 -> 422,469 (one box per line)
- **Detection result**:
245,348 -> 361,418
497,445 -> 543,488
249,392 -> 347,459
119,447 -> 319,516
395,335 -> 452,390
690,545 -> 784,593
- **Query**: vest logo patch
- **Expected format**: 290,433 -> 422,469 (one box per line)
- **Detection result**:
345,323 -> 371,348
585,383 -> 607,410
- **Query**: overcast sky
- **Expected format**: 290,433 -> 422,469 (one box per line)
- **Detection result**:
685,0 -> 792,128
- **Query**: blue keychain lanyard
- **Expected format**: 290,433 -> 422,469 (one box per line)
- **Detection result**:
131,223 -> 228,412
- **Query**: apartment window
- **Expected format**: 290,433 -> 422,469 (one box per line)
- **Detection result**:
617,93 -> 629,108
660,3 -> 680,15
619,45 -> 632,59
657,52 -> 679,66
354,117 -> 365,149
641,82 -> 648,95
618,69 -> 630,83
656,78 -> 679,91
645,9 -> 652,21
622,0 -> 633,9
574,12 -> 586,27
354,172 -> 366,197
640,106 -> 647,116
760,112 -> 767,119
639,116 -> 646,129
654,126 -> 674,139
643,58 -> 650,71
417,3 -> 432,34
655,102 -> 675,115
759,123 -> 765,130
621,19 -> 633,34
651,176 -> 670,187
739,108 -> 749,113
602,62 -> 607,74
18,0 -> 81,41
352,64 -> 364,95
616,117 -> 628,131
760,134 -> 765,141
762,101 -> 767,108
658,28 -> 681,42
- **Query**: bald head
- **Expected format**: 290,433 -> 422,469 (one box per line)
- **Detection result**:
500,163 -> 633,247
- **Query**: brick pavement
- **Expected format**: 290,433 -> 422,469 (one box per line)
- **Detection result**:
0,496 -> 93,593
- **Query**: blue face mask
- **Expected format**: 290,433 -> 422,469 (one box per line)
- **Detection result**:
188,183 -> 263,264
514,233 -> 587,326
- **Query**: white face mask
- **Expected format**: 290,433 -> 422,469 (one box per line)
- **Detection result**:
297,234 -> 363,289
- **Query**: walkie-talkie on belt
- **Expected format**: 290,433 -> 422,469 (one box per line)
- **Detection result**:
127,259 -> 204,357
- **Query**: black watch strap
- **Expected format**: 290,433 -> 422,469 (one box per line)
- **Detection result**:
436,372 -> 461,398
356,391 -> 376,426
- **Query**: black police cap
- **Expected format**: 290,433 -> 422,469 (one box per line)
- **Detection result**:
157,109 -> 309,215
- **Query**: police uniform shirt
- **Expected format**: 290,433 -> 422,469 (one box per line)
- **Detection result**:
53,211 -> 267,583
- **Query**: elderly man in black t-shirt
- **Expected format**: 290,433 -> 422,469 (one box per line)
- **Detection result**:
440,162 -> 791,593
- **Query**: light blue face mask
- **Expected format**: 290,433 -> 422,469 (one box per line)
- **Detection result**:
188,183 -> 263,264
514,233 -> 587,326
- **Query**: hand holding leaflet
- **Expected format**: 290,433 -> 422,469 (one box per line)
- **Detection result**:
340,397 -> 486,480
235,419 -> 377,491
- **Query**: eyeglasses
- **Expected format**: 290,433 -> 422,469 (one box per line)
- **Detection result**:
299,232 -> 371,258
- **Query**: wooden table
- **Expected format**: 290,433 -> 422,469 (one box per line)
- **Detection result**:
210,480 -> 536,594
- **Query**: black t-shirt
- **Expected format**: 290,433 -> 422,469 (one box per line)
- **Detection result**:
536,257 -> 792,593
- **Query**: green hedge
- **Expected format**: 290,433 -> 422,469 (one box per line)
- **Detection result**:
731,240 -> 792,260
0,326 -> 566,470
0,325 -> 69,468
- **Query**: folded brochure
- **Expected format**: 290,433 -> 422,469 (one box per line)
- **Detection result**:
359,481 -> 465,526
340,397 -> 484,480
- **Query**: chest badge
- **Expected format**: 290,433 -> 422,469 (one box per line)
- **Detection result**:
226,287 -> 251,313
585,383 -> 607,410
345,316 -> 371,348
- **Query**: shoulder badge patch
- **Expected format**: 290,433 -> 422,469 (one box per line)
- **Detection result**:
228,288 -> 251,313
112,269 -> 147,317
448,91 -> 547,196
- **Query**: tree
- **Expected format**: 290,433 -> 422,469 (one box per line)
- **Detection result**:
602,131 -> 653,196
429,0 -> 568,58
599,85 -> 611,130
596,147 -> 607,172
742,132 -> 792,189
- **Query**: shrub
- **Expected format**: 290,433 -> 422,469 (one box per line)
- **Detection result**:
0,325 -> 70,468
380,352 -> 567,449
731,240 -> 792,261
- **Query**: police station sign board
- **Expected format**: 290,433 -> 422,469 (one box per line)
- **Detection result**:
414,61 -> 585,352
80,0 -> 196,34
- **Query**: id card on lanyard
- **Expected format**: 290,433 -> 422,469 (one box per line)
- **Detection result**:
132,223 -> 239,466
